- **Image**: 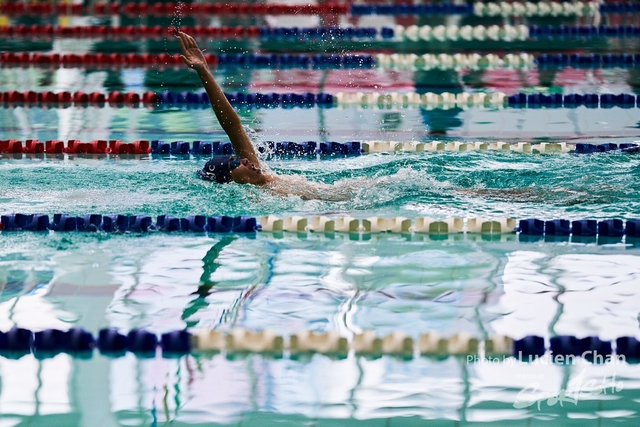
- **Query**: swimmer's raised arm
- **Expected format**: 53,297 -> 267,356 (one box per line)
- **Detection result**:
178,31 -> 337,195
177,31 -> 261,167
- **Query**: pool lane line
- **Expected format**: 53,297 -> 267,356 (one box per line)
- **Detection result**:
1,1 -> 626,17
3,90 -> 640,110
0,326 -> 637,363
4,51 -> 640,71
3,50 -> 637,71
3,24 -> 640,42
1,213 -> 639,241
1,139 -> 637,156
0,2 -> 349,17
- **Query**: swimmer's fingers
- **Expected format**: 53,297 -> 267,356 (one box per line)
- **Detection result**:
184,32 -> 199,49
177,33 -> 188,53
177,32 -> 194,50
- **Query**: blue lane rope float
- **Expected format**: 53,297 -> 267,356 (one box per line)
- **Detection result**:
517,218 -> 640,238
528,24 -> 640,38
535,52 -> 640,68
1,326 -> 639,362
505,92 -> 639,109
0,214 -> 260,233
1,214 -> 639,240
600,2 -> 640,13
351,3 -> 474,16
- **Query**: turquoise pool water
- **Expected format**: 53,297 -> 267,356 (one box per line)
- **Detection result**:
3,7 -> 640,427
2,150 -> 640,220
1,232 -> 640,426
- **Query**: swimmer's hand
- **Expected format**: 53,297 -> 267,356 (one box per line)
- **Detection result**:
177,31 -> 208,72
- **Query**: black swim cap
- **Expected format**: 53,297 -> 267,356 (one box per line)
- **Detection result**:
198,156 -> 240,183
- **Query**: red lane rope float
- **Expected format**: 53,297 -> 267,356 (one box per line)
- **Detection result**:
0,24 -> 261,39
0,139 -> 152,154
0,91 -> 158,107
0,2 -> 348,16
0,52 -> 202,68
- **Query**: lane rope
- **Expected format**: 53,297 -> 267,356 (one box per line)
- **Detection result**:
3,90 -> 640,109
3,24 -> 640,41
1,1 -> 625,17
1,213 -> 639,239
2,138 -> 638,156
4,51 -> 640,70
0,1 -> 348,16
1,139 -> 637,155
0,326 -> 637,363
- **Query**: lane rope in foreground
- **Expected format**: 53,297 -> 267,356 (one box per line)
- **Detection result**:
1,213 -> 639,239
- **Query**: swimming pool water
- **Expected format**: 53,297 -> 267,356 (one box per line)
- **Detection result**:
1,232 -> 640,426
2,150 -> 640,220
2,6 -> 640,427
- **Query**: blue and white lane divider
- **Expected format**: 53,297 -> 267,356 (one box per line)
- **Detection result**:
187,140 -> 635,156
158,90 -> 640,110
375,52 -> 640,70
260,24 -> 640,42
8,52 -> 640,71
356,1 -> 640,17
18,24 -> 634,42
352,1 -> 607,17
1,326 -> 640,362
162,90 -> 640,110
1,214 -> 639,239
198,51 -> 640,70
5,90 -> 640,110
4,139 -> 638,157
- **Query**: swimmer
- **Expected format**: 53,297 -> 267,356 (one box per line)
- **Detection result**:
177,31 -> 351,201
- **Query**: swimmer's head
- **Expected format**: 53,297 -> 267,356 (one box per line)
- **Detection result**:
198,156 -> 240,184
198,156 -> 267,185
